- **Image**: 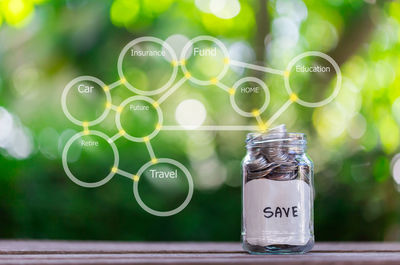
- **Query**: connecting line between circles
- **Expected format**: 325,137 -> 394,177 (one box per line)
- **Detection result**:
161,125 -> 260,131
266,99 -> 294,126
229,59 -> 287,76
254,115 -> 267,131
103,78 -> 126,92
102,78 -> 127,112
82,122 -> 89,135
108,104 -> 122,113
110,138 -> 158,182
157,99 -> 296,133
157,76 -> 187,105
108,130 -> 125,143
248,99 -> 295,132
144,138 -> 158,164
215,81 -> 234,94
114,168 -> 140,182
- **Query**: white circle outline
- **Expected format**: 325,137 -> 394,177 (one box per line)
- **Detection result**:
133,158 -> 194,217
117,36 -> 178,96
180,35 -> 230,85
115,96 -> 163,142
62,130 -> 119,188
230,77 -> 270,117
61,76 -> 111,126
284,51 -> 342,107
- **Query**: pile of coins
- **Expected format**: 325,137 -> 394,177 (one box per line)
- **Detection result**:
244,125 -> 310,183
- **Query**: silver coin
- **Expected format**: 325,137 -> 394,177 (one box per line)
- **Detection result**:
261,124 -> 289,163
245,124 -> 310,183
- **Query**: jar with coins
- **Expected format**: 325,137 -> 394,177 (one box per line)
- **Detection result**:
241,125 -> 314,254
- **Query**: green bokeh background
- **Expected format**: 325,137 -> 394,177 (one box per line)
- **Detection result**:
0,0 -> 400,241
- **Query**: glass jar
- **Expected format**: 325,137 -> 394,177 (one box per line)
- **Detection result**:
241,126 -> 314,254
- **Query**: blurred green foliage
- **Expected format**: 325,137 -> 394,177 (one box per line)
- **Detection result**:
0,0 -> 400,242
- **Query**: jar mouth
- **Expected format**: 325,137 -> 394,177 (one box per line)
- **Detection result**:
246,132 -> 306,148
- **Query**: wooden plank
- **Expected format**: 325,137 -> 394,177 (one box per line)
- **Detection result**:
313,242 -> 400,252
1,241 -> 399,254
0,241 -> 242,254
0,253 -> 400,265
0,241 -> 398,265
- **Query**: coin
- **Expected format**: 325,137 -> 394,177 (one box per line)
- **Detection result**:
245,124 -> 310,183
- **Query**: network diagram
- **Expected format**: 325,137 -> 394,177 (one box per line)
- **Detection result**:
61,35 -> 342,217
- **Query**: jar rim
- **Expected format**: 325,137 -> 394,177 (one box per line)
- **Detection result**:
246,132 -> 307,147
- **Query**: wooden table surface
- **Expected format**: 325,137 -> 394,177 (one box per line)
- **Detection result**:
0,241 -> 399,264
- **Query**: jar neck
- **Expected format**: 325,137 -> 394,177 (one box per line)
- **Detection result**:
246,132 -> 307,156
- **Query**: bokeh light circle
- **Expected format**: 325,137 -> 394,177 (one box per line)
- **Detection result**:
210,0 -> 241,19
164,34 -> 191,62
175,99 -> 207,129
391,154 -> 400,185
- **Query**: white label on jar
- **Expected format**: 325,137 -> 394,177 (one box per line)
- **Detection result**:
244,178 -> 311,246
